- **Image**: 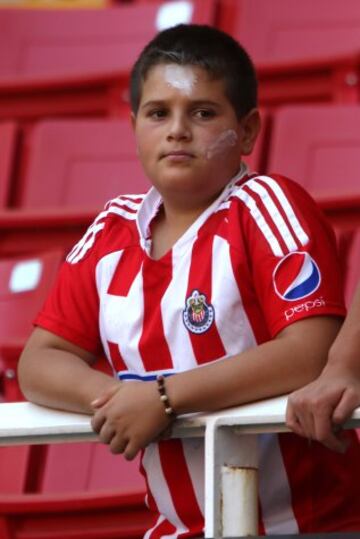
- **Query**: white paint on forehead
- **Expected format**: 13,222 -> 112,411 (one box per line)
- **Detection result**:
163,65 -> 197,96
205,129 -> 238,159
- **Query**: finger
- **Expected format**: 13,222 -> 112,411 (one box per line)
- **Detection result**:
332,389 -> 360,426
285,401 -> 306,437
296,407 -> 316,441
109,434 -> 129,455
286,395 -> 316,439
316,426 -> 349,453
123,440 -> 139,461
91,411 -> 106,434
98,424 -> 117,445
312,413 -> 344,453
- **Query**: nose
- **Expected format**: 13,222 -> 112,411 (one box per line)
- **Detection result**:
167,112 -> 191,142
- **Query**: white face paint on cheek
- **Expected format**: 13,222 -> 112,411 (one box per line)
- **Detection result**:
164,65 -> 197,96
204,129 -> 238,160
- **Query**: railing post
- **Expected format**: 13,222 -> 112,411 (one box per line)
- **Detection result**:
205,420 -> 258,538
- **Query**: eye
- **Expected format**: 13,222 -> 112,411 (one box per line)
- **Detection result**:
148,109 -> 167,120
194,109 -> 216,120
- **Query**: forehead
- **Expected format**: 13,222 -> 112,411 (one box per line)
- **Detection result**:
140,63 -> 228,103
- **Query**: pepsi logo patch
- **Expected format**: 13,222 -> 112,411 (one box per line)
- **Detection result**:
183,289 -> 215,334
273,251 -> 321,302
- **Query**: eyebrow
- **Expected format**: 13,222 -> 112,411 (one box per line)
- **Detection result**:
141,99 -> 222,110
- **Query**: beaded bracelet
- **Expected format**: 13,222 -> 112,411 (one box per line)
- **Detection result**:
156,375 -> 176,418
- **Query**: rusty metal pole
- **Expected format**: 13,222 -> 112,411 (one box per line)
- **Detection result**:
205,421 -> 258,538
222,461 -> 258,536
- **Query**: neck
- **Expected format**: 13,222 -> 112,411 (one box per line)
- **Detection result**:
160,197 -> 211,230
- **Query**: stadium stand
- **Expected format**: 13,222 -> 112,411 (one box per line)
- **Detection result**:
0,490 -> 152,539
267,105 -> 360,202
217,0 -> 360,106
219,0 -> 360,64
0,250 -> 63,401
0,208 -> 94,257
0,250 -> 62,342
0,122 -> 18,208
0,0 -> 109,8
16,119 -> 150,208
0,118 -> 149,258
0,1 -> 217,121
0,3 -> 360,538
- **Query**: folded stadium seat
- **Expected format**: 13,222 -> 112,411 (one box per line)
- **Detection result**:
0,490 -> 152,539
0,250 -> 63,499
0,122 -> 18,208
39,443 -> 145,494
219,0 -> 360,65
17,119 -> 151,208
0,250 -> 63,343
267,105 -> 360,205
0,0 -> 217,122
217,0 -> 360,106
0,250 -> 63,401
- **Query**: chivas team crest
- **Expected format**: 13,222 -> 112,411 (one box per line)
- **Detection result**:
183,289 -> 215,334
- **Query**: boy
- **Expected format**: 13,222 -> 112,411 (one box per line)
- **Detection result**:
287,281 -> 360,453
18,25 -> 360,537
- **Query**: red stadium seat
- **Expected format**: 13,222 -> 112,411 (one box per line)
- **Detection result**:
0,250 -> 63,500
17,119 -> 150,208
0,446 -> 33,495
0,1 -> 216,122
0,209 -> 94,258
0,3 -> 216,79
0,122 -> 18,207
267,105 -> 360,202
40,444 -> 145,494
219,0 -> 360,65
0,250 -> 63,401
0,490 -> 152,539
218,0 -> 360,106
0,250 -> 62,344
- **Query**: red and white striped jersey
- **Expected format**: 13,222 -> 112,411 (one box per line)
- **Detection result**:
36,169 -> 360,537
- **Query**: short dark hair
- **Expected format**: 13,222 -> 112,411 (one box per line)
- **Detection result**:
130,24 -> 258,119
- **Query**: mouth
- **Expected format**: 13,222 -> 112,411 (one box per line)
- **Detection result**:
161,150 -> 195,161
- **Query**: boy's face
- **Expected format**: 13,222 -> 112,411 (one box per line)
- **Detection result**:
132,63 -> 259,206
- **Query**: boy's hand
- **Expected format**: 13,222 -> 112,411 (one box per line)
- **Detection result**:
286,369 -> 360,453
90,381 -> 173,460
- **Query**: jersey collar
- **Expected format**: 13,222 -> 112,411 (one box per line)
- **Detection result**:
136,163 -> 249,253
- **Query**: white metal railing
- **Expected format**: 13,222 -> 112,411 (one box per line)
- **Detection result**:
1,396 -> 360,538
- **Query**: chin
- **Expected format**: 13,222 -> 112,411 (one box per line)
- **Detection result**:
150,167 -> 201,190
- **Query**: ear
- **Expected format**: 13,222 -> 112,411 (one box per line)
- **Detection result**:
239,108 -> 261,156
130,111 -> 137,131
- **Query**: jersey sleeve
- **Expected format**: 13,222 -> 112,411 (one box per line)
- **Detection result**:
34,210 -> 107,355
236,174 -> 346,337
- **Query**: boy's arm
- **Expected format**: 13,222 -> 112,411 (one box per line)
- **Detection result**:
286,283 -> 360,452
91,315 -> 341,460
18,327 -> 121,414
